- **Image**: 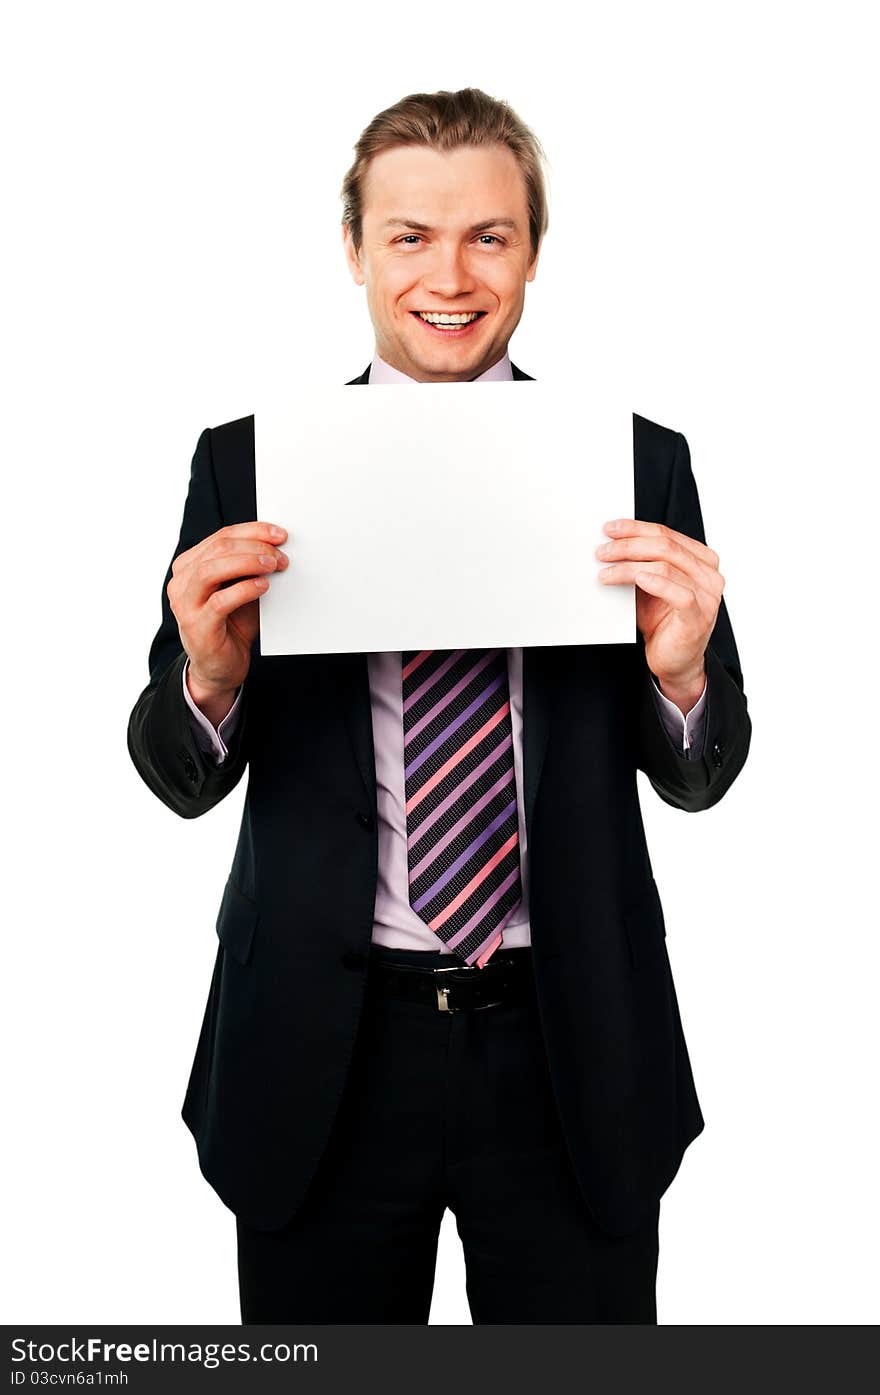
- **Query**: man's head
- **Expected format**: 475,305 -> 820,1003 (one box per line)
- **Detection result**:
341,88 -> 549,383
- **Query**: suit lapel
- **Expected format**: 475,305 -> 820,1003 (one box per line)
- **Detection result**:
340,359 -> 550,838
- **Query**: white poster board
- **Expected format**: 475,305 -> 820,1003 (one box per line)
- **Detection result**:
254,379 -> 635,655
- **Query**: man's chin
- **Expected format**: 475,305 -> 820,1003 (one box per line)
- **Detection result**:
404,343 -> 493,381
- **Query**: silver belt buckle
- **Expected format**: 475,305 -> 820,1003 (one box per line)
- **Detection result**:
433,962 -> 503,1012
433,962 -> 475,1012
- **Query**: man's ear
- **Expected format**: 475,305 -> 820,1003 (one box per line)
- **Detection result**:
526,236 -> 543,283
342,224 -> 365,286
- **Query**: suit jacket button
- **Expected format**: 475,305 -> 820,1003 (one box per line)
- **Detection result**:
355,812 -> 375,832
341,950 -> 367,971
182,753 -> 198,782
711,739 -> 724,768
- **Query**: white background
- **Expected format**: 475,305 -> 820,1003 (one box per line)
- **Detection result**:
3,0 -> 877,1325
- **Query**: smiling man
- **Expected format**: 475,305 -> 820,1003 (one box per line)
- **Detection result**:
127,88 -> 751,1324
344,139 -> 537,383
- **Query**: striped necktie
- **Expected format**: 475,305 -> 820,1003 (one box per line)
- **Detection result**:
402,648 -> 523,968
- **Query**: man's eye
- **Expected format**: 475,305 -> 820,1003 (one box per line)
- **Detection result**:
397,234 -> 503,246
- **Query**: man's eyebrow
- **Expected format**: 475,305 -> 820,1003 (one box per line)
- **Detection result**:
380,217 -> 519,233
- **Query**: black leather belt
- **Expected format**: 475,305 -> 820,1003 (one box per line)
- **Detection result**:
367,948 -> 535,1013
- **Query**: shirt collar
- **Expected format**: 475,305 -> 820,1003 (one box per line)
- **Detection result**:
369,350 -> 513,384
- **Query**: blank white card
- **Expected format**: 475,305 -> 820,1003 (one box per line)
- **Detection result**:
254,379 -> 635,656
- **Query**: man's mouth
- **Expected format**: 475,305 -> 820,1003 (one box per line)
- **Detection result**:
410,310 -> 487,339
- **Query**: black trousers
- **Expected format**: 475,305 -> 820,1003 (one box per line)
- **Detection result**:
236,944 -> 660,1324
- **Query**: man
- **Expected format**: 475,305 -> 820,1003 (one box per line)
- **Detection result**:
127,88 -> 751,1324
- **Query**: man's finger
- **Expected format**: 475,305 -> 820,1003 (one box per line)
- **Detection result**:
597,534 -> 724,597
172,523 -> 288,576
598,559 -> 717,611
603,518 -> 719,570
629,568 -> 699,611
204,576 -> 271,620
220,520 -> 288,540
184,548 -> 288,608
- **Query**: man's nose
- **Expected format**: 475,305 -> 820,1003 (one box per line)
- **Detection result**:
421,245 -> 477,298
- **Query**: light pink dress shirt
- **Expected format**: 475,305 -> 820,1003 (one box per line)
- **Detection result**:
183,351 -> 708,954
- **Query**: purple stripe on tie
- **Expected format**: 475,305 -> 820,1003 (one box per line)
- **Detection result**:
402,649 -> 466,714
404,650 -> 500,745
405,673 -> 507,780
446,866 -> 523,950
410,798 -> 518,912
406,733 -> 514,843
408,768 -> 515,882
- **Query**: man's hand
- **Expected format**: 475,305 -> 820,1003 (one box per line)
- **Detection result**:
596,519 -> 724,713
167,522 -> 289,708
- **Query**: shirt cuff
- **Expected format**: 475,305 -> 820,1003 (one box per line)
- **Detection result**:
182,657 -> 243,765
650,673 -> 708,757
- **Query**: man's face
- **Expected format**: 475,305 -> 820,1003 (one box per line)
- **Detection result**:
343,142 -> 540,382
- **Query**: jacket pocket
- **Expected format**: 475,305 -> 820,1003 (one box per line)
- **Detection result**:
215,875 -> 259,965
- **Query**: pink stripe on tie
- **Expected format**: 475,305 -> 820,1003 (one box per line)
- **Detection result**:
402,650 -> 433,682
427,831 -> 519,932
404,650 -> 499,741
405,702 -> 511,815
446,865 -> 522,949
475,931 -> 504,968
407,767 -> 515,882
405,733 -> 514,845
403,649 -> 467,714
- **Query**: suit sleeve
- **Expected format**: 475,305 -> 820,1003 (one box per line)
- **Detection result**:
635,430 -> 751,811
126,427 -> 250,817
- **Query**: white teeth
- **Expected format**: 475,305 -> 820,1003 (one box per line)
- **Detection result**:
417,311 -> 482,325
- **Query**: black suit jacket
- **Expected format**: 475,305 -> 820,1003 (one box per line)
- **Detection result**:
127,360 -> 751,1236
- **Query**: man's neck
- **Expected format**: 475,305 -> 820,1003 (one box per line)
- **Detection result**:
369,350 -> 513,384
